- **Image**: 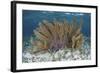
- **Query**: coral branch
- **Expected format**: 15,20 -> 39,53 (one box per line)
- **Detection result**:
33,17 -> 84,53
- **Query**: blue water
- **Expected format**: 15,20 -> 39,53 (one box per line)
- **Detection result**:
23,10 -> 91,39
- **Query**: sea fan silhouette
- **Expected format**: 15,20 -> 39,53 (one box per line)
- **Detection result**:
33,17 -> 84,53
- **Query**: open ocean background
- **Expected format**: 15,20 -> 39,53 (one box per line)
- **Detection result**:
22,10 -> 91,41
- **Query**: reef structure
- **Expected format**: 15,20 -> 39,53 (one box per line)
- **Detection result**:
33,17 -> 84,53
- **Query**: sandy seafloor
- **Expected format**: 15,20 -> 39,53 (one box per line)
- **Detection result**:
22,36 -> 91,63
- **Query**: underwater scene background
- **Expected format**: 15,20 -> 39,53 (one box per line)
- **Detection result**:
22,10 -> 91,63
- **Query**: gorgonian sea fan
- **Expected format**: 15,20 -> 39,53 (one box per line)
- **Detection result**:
33,17 -> 84,53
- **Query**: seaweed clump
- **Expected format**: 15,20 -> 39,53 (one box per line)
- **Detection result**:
33,17 -> 84,53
